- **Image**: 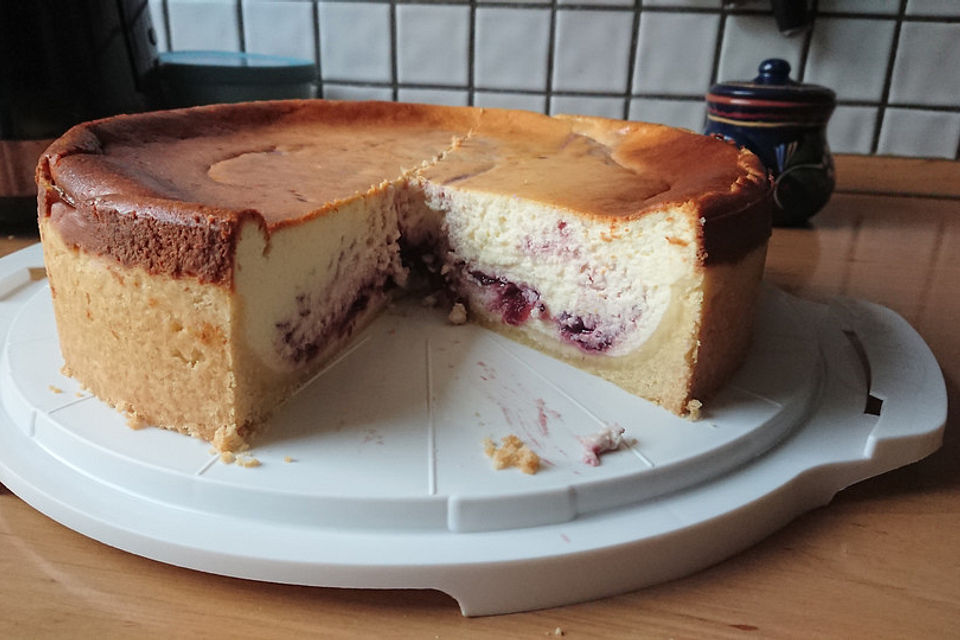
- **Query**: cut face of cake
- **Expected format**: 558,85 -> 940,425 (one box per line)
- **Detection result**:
36,100 -> 771,451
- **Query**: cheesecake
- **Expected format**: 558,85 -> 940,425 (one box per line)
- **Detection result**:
36,100 -> 771,451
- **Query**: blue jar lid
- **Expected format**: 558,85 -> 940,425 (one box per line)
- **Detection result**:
157,51 -> 316,85
707,59 -> 835,126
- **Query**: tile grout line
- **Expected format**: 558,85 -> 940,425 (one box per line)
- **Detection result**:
796,0 -> 818,82
390,0 -> 400,101
871,0 -> 908,155
275,0 -> 960,22
236,0 -> 246,53
708,2 -> 726,87
622,0 -> 643,121
544,0 -> 557,114
704,1 -> 728,133
161,0 -> 173,51
118,0 -> 148,84
316,79 -> 960,111
312,0 -> 324,98
468,0 -> 477,106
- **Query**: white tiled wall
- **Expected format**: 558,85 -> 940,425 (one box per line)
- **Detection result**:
552,10 -> 634,93
632,12 -> 719,95
717,14 -> 804,83
474,8 -> 551,91
150,0 -> 960,159
318,2 -> 391,83
804,18 -> 896,102
242,1 -> 314,62
396,5 -> 471,86
166,0 -> 239,52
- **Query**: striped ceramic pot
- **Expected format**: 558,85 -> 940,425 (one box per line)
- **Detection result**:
705,58 -> 836,227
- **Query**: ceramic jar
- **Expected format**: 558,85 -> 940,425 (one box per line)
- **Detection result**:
705,58 -> 836,226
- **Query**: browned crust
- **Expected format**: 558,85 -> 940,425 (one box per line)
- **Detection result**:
36,123 -> 257,288
688,244 -> 769,406
551,113 -> 771,263
37,100 -> 771,285
43,197 -> 252,287
698,185 -> 773,265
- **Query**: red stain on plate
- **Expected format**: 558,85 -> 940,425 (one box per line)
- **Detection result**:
534,398 -> 562,435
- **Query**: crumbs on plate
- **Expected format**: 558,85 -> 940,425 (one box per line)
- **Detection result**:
484,435 -> 540,475
219,451 -> 261,468
579,425 -> 626,466
125,413 -> 148,430
236,455 -> 261,468
447,301 -> 468,325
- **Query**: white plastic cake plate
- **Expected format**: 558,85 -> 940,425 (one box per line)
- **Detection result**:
0,243 -> 947,616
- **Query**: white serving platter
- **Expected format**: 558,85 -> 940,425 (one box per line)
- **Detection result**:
0,243 -> 946,615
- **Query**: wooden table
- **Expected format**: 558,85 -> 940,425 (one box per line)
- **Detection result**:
1,156 -> 957,638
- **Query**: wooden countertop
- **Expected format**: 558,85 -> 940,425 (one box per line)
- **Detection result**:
1,155 -> 957,638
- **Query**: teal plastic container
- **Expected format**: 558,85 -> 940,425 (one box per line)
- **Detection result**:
149,51 -> 317,109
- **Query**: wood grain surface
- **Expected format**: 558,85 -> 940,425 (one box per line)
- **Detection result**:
1,155 -> 957,639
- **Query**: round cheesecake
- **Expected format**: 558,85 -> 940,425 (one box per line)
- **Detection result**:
36,100 -> 771,451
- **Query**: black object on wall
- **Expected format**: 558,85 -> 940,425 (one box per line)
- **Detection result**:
0,0 -> 158,227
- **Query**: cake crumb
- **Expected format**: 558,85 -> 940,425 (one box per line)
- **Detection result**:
283,456 -> 294,463
75,392 -> 85,398
685,399 -> 703,421
219,448 -> 260,468
213,423 -> 246,452
236,455 -> 261,468
483,435 -> 540,474
579,425 -> 626,466
552,628 -> 565,637
125,413 -> 148,430
447,302 -> 468,325
421,293 -> 438,307
48,385 -> 63,394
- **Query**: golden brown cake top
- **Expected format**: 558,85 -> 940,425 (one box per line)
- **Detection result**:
421,107 -> 768,222
37,100 -> 770,286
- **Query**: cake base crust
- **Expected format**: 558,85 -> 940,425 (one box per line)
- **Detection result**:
41,215 -> 241,445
